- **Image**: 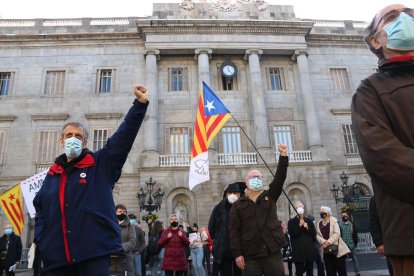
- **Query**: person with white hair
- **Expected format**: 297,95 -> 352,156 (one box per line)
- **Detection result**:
316,206 -> 350,276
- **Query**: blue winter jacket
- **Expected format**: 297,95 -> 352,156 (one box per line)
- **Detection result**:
33,99 -> 148,271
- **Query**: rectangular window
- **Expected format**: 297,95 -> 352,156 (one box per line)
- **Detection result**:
169,127 -> 190,154
171,68 -> 183,91
221,127 -> 242,153
0,72 -> 12,96
45,71 -> 65,95
342,124 -> 359,154
97,69 -> 113,93
273,126 -> 294,152
93,129 -> 110,151
330,68 -> 350,91
0,131 -> 5,165
37,131 -> 59,164
268,67 -> 285,91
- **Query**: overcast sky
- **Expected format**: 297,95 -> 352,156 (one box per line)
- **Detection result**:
0,0 -> 412,21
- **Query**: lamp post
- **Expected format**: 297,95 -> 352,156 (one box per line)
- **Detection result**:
330,171 -> 363,209
136,177 -> 164,216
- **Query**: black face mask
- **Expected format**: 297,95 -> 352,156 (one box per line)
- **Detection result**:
342,217 -> 349,222
320,213 -> 327,219
170,221 -> 178,228
117,214 -> 127,221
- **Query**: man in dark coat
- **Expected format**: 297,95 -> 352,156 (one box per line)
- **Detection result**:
33,85 -> 148,275
208,182 -> 244,276
230,144 -> 288,276
288,206 -> 316,276
351,4 -> 414,274
0,224 -> 22,276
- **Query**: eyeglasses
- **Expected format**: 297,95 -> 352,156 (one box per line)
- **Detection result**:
373,8 -> 414,34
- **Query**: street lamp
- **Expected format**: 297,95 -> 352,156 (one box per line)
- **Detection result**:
136,177 -> 164,215
330,171 -> 362,206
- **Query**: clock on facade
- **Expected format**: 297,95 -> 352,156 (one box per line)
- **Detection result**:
220,61 -> 238,78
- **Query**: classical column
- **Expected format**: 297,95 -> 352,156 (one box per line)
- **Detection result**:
245,49 -> 271,149
144,49 -> 160,152
195,48 -> 212,86
293,50 -> 326,160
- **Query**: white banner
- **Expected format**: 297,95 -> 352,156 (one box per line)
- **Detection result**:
20,170 -> 48,218
188,151 -> 209,191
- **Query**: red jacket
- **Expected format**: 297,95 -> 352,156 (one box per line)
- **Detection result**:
158,227 -> 190,271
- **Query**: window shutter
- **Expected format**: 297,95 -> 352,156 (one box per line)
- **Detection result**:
183,67 -> 188,92
165,127 -> 171,154
168,68 -> 171,92
0,131 -> 5,165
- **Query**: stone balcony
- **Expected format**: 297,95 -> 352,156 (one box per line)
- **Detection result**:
345,153 -> 363,166
275,150 -> 312,163
159,152 -> 258,167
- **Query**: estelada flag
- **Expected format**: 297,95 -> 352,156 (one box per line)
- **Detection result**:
0,184 -> 24,234
189,82 -> 231,190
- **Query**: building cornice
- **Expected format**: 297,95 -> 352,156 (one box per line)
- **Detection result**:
85,113 -> 123,120
136,19 -> 314,39
330,109 -> 351,116
306,33 -> 365,46
31,114 -> 70,121
0,115 -> 16,122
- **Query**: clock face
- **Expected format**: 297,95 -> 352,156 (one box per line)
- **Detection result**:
221,63 -> 237,78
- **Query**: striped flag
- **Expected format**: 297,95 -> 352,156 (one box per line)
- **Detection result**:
0,184 -> 24,234
189,82 -> 231,190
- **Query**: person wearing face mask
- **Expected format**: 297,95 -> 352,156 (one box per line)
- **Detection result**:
338,210 -> 360,276
229,143 -> 288,276
128,213 -> 146,276
33,85 -> 148,275
287,205 -> 316,276
0,225 -> 22,276
352,4 -> 414,275
208,182 -> 243,276
316,206 -> 350,276
110,204 -> 136,275
158,214 -> 190,276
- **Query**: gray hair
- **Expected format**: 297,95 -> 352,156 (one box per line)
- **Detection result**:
61,122 -> 89,140
363,14 -> 384,59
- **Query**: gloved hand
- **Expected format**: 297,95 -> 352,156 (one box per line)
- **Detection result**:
9,264 -> 17,272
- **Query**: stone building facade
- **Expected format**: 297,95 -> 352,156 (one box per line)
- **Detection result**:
0,0 -> 376,251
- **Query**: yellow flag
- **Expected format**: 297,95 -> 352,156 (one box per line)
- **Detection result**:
0,184 -> 24,234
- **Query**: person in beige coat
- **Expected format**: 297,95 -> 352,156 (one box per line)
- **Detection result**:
316,206 -> 350,276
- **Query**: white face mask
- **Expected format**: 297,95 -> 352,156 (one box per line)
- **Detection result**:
297,207 -> 304,215
227,194 -> 239,204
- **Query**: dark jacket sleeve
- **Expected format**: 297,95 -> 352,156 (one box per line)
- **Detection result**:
208,204 -> 218,240
352,81 -> 414,205
138,228 -> 146,253
33,190 -> 45,244
14,235 -> 22,263
229,203 -> 242,258
99,100 -> 148,183
268,155 -> 288,200
369,196 -> 383,247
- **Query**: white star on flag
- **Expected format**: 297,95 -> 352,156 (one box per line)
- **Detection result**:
205,100 -> 215,112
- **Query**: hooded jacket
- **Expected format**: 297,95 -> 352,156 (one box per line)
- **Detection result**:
229,156 -> 288,260
352,59 -> 414,256
33,99 -> 148,271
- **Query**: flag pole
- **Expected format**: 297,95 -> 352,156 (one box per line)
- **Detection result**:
231,116 -> 299,216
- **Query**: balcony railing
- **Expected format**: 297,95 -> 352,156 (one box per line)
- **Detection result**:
275,150 -> 312,163
345,154 -> 363,166
35,164 -> 52,174
218,152 -> 257,165
159,154 -> 190,167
